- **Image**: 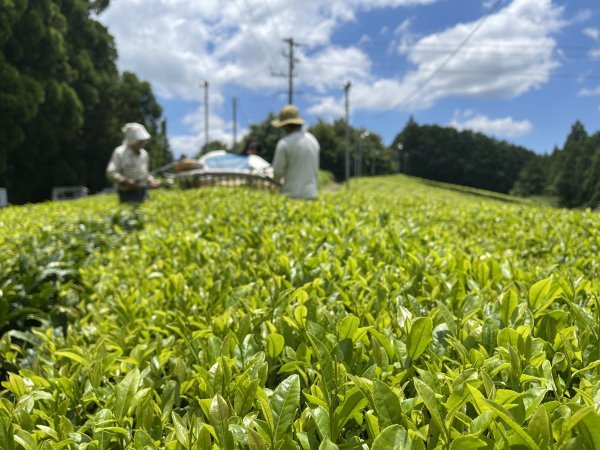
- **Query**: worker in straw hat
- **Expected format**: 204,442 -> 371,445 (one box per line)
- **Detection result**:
106,122 -> 161,204
271,105 -> 320,200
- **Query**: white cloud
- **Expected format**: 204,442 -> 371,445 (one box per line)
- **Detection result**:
583,28 -> 600,60
300,47 -> 372,92
180,106 -> 245,148
96,0 -> 566,156
168,135 -> 203,159
311,0 -> 567,114
584,28 -> 600,41
573,9 -> 593,24
394,0 -> 565,107
579,85 -> 600,97
448,110 -> 533,138
97,0 -> 442,100
308,78 -> 417,119
308,97 -> 345,119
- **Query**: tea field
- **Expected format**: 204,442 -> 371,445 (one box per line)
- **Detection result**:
1,175 -> 599,449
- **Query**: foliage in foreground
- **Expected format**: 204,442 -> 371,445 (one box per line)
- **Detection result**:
0,176 -> 599,449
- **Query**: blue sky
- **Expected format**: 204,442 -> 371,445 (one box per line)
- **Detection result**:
97,0 -> 600,159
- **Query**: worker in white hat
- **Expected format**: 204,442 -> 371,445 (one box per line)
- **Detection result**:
106,122 -> 161,203
271,105 -> 320,200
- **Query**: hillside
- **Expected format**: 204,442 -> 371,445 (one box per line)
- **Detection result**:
1,176 -> 599,448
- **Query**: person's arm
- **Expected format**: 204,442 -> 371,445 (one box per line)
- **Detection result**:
272,141 -> 286,180
106,150 -> 126,184
147,175 -> 161,187
140,151 -> 161,187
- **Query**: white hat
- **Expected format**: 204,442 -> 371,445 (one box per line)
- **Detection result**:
122,123 -> 151,145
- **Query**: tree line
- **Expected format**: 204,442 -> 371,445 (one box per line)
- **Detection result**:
512,121 -> 600,208
1,0 -> 171,204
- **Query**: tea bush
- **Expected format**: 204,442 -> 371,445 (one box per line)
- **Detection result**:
0,176 -> 599,449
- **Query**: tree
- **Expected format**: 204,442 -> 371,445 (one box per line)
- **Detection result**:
0,0 -> 169,203
555,121 -> 589,207
310,119 -> 347,180
391,119 -> 536,194
310,119 -> 391,181
244,113 -> 284,163
586,135 -> 600,208
1,0 -> 86,203
511,156 -> 548,197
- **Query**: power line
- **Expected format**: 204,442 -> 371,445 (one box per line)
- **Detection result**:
297,58 -> 600,80
349,40 -> 598,53
382,0 -> 506,113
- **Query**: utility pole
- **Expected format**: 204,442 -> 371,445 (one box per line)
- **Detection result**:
272,38 -> 300,104
232,97 -> 237,150
343,80 -> 351,191
200,81 -> 209,153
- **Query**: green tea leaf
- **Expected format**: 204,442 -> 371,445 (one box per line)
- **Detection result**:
482,398 -> 539,450
312,406 -> 331,441
267,333 -> 285,358
371,424 -> 412,450
171,411 -> 189,447
114,368 -> 140,421
528,406 -> 550,449
134,430 -> 157,449
14,430 -> 36,450
319,438 -> 339,450
54,350 -> 88,366
209,393 -> 231,447
248,428 -> 268,450
414,378 -> 447,440
449,435 -> 487,450
338,315 -> 359,341
333,386 -> 367,440
373,379 -> 403,429
500,289 -> 518,326
407,317 -> 432,361
161,380 -> 180,423
528,278 -> 561,314
577,411 -> 600,450
307,333 -> 336,408
558,406 -> 595,445
271,374 -> 300,442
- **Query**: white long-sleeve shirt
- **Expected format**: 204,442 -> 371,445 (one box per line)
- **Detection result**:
106,145 -> 150,189
272,130 -> 320,199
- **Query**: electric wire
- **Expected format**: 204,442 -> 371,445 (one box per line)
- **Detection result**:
376,0 -> 506,114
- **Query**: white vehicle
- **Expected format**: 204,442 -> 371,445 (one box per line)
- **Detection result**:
156,151 -> 280,190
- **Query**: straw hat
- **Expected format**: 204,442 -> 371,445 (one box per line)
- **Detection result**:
271,105 -> 304,127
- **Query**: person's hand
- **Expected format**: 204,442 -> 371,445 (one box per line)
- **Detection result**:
148,178 -> 161,188
124,178 -> 137,187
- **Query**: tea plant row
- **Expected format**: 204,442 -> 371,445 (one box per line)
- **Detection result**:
0,177 -> 599,449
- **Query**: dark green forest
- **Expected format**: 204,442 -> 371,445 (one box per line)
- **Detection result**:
0,0 -> 171,204
512,121 -> 600,208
